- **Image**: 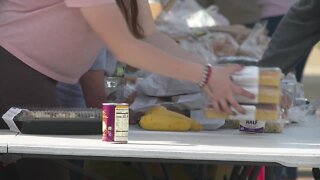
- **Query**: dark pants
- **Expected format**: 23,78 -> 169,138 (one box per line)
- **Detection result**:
0,47 -> 69,180
0,47 -> 60,128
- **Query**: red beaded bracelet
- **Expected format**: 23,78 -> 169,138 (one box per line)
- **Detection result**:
198,64 -> 212,88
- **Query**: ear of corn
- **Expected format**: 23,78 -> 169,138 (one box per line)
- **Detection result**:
140,106 -> 202,131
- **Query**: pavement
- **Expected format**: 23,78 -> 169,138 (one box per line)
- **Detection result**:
302,46 -> 320,100
296,46 -> 320,180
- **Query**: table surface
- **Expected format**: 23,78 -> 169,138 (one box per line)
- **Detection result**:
0,130 -> 17,153
6,117 -> 320,168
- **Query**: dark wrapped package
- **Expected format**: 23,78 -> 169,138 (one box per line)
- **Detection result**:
13,108 -> 102,135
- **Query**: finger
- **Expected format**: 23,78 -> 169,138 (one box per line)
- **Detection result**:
219,99 -> 232,115
204,87 -> 222,113
227,95 -> 245,114
211,100 -> 222,113
233,85 -> 255,99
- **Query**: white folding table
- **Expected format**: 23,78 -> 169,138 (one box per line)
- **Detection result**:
6,117 -> 320,168
0,130 -> 17,154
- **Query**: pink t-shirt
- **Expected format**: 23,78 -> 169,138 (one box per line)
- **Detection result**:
0,0 -> 115,84
258,0 -> 297,18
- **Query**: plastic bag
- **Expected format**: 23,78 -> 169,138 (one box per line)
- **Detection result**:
264,119 -> 289,133
130,93 -> 206,112
179,38 -> 217,64
136,74 -> 200,97
205,5 -> 230,26
206,33 -> 239,57
156,0 -> 229,37
105,77 -> 137,104
238,22 -> 270,59
218,56 -> 259,66
307,99 -> 320,118
287,104 -> 315,123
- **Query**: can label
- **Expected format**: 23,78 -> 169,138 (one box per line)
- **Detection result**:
102,103 -> 129,143
239,120 -> 265,133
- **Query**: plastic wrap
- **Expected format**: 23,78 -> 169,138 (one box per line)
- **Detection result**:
218,56 -> 259,66
3,107 -> 102,134
230,67 -> 283,104
238,22 -> 270,59
156,0 -> 229,40
105,77 -> 137,103
130,93 -> 206,112
205,104 -> 280,121
136,74 -> 200,97
264,120 -> 288,133
179,38 -> 218,64
205,33 -> 239,57
221,120 -> 239,129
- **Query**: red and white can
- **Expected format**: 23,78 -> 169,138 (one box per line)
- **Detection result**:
102,103 -> 129,143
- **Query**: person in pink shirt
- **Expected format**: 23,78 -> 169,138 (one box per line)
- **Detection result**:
0,0 -> 255,179
0,0 -> 253,123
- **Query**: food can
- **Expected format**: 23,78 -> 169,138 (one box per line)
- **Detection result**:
102,103 -> 129,143
239,120 -> 265,133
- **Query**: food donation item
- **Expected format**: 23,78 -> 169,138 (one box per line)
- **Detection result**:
11,107 -> 101,134
102,103 -> 129,143
139,106 -> 202,131
231,67 -> 282,104
205,104 -> 280,121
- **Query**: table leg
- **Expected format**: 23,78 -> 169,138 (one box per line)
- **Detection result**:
248,166 -> 262,180
160,163 -> 173,180
138,162 -> 154,180
51,159 -> 107,180
312,168 -> 320,180
240,166 -> 251,180
230,165 -> 241,180
199,164 -> 207,180
265,166 -> 276,180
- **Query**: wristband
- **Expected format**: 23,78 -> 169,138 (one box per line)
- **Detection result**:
198,64 -> 212,88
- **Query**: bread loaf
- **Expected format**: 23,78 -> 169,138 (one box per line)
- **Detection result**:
205,104 -> 280,121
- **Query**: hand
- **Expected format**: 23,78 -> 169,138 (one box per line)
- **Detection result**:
203,64 -> 255,115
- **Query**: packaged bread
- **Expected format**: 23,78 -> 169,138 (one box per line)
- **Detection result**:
204,104 -> 280,121
230,66 -> 282,104
232,66 -> 283,88
264,121 -> 286,133
221,120 -> 239,129
259,68 -> 283,87
235,86 -> 281,104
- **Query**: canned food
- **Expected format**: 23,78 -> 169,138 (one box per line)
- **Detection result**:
239,120 -> 265,133
102,103 -> 129,143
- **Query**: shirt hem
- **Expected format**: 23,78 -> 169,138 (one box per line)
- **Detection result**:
0,42 -> 78,84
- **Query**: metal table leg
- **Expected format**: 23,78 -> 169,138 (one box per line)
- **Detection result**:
313,168 -> 320,180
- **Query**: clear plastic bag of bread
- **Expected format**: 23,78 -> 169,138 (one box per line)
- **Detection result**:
238,22 -> 270,59
205,32 -> 239,57
313,99 -> 320,118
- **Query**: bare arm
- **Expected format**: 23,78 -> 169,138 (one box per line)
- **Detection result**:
80,70 -> 108,108
80,3 -> 254,114
137,0 -> 207,64
80,4 -> 203,84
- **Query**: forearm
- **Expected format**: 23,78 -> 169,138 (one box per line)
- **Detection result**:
143,31 -> 207,65
259,0 -> 320,74
81,4 -> 203,85
80,70 -> 108,108
137,0 -> 207,65
116,37 -> 203,83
